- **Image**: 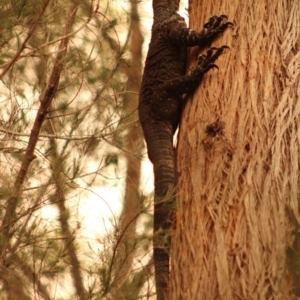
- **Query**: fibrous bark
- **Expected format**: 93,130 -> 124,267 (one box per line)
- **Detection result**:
170,0 -> 300,299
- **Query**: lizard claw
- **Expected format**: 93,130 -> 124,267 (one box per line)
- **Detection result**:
204,16 -> 218,29
221,45 -> 230,49
202,15 -> 233,40
204,14 -> 231,29
206,47 -> 218,57
194,46 -> 229,74
209,63 -> 219,70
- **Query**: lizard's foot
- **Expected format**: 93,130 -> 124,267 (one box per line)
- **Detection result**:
193,45 -> 229,75
203,15 -> 233,39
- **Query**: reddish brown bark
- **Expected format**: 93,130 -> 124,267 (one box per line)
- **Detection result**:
170,0 -> 300,298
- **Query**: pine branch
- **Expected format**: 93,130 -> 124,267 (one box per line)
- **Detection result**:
0,0 -> 51,78
45,117 -> 87,299
0,1 -> 79,253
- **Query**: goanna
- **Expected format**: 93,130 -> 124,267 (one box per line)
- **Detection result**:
138,0 -> 232,299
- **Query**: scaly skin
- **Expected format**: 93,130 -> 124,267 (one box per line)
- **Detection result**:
139,1 -> 232,298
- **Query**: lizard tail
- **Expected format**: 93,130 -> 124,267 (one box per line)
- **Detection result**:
143,122 -> 176,300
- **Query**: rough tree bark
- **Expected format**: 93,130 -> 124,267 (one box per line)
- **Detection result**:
170,0 -> 300,299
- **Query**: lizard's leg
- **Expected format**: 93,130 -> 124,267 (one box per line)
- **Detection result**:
159,46 -> 228,96
168,15 -> 233,47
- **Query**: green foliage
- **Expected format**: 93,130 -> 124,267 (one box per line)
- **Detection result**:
0,0 -> 150,299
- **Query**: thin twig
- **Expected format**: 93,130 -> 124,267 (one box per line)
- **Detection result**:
0,118 -> 138,140
0,0 -> 51,78
0,2 -> 79,252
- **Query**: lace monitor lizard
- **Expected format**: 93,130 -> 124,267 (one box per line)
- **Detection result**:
138,0 -> 232,298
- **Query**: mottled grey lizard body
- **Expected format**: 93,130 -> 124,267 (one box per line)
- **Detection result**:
138,0 -> 231,298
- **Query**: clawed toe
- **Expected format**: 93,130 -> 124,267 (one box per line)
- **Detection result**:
198,46 -> 229,62
193,46 -> 229,75
208,63 -> 219,70
203,14 -> 233,33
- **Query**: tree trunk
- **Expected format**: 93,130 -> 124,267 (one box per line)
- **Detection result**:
110,1 -> 145,298
170,0 -> 300,299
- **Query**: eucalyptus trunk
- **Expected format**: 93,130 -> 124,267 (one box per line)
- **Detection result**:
170,0 -> 300,298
